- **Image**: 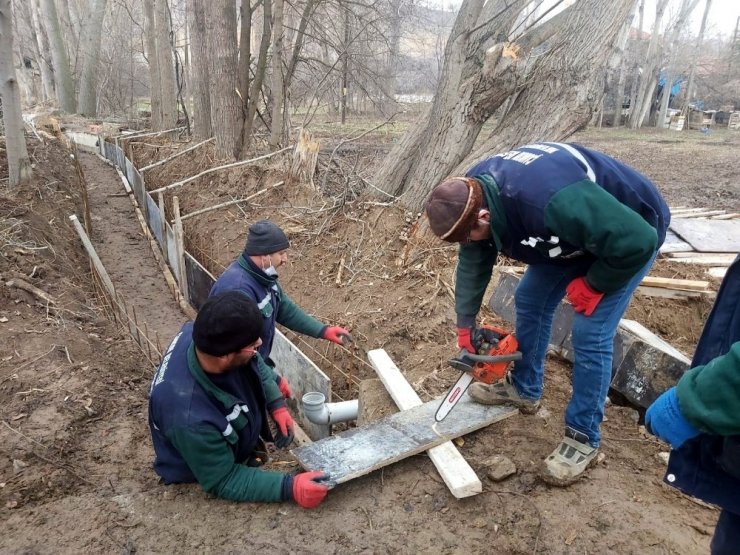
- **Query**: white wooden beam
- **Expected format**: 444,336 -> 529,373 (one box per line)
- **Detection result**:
368,349 -> 483,498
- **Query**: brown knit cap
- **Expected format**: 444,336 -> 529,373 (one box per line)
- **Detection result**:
425,177 -> 483,242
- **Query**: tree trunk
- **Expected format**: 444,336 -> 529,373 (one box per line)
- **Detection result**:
269,0 -> 285,147
26,0 -> 55,101
240,0 -> 271,154
188,0 -> 212,139
204,0 -> 242,159
340,4 -> 350,125
39,0 -> 76,112
77,0 -> 108,116
238,0 -> 251,112
608,4 -> 636,127
155,0 -> 178,129
392,0 -> 634,212
374,0 -> 541,199
629,0 -> 668,129
656,0 -> 699,128
0,0 -> 32,189
382,0 -> 402,116
682,0 -> 712,113
144,0 -> 162,128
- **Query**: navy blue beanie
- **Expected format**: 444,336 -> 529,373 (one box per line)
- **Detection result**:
244,220 -> 290,255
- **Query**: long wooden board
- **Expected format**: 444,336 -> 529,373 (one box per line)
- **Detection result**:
640,276 -> 709,291
368,349 -> 482,498
292,395 -> 516,484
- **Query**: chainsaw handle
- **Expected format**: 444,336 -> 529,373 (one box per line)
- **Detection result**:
463,352 -> 522,364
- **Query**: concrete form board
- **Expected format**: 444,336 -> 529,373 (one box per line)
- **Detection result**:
184,252 -> 215,310
292,395 -> 515,483
271,330 -> 331,440
670,219 -> 740,253
488,271 -> 689,407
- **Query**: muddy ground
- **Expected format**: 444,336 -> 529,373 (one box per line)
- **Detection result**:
1,126 -> 738,554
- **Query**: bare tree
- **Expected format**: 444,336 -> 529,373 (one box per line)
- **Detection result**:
144,0 -> 163,127
374,0 -> 635,211
656,0 -> 699,127
39,0 -> 76,112
270,0 -> 286,146
188,0 -> 211,139
155,0 -> 177,128
1,0 -> 32,188
682,0 -> 712,112
629,0 -> 669,128
204,0 -> 242,158
77,0 -> 108,116
240,0 -> 271,153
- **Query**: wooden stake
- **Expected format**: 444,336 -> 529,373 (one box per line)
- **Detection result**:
172,196 -> 190,303
140,137 -> 214,172
157,191 -> 169,263
180,182 -> 285,221
69,215 -> 117,298
150,147 -> 292,194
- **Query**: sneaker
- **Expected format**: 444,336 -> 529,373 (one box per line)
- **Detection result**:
540,427 -> 599,486
468,372 -> 540,414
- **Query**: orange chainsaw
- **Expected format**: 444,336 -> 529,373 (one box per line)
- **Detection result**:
434,325 -> 522,422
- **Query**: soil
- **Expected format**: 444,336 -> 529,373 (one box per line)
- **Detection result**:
1,126 -> 737,554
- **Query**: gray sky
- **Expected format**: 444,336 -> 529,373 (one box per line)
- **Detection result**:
421,0 -> 739,38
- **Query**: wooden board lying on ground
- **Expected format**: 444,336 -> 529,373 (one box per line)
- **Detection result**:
292,395 -> 516,484
368,349 -> 483,498
669,219 -> 740,253
640,276 -> 709,291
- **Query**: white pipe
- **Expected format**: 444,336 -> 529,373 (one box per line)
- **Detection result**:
302,392 -> 358,425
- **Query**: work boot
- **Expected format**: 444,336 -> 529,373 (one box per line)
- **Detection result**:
468,372 -> 540,415
540,427 -> 599,486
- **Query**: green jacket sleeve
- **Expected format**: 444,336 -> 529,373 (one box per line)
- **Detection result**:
255,353 -> 285,409
168,425 -> 287,502
275,284 -> 326,338
544,180 -> 658,293
455,241 -> 498,327
677,341 -> 740,436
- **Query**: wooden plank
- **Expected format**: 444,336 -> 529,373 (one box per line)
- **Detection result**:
669,256 -> 736,266
711,213 -> 740,220
636,286 -> 703,299
368,349 -> 483,498
670,219 -> 740,253
670,208 -> 710,216
639,276 -> 709,291
292,396 -> 516,485
679,210 -> 727,219
665,251 -> 732,258
707,267 -> 728,279
271,329 -> 332,440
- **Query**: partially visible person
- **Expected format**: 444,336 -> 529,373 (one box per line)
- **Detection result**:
149,291 -> 331,508
210,219 -> 351,399
646,257 -> 740,554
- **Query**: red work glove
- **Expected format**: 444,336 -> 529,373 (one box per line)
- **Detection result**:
270,406 -> 295,449
292,471 -> 330,509
277,375 -> 293,399
566,277 -> 604,317
322,326 -> 352,345
457,327 -> 476,353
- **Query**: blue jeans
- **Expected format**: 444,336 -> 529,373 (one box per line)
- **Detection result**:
511,253 -> 657,448
711,509 -> 740,554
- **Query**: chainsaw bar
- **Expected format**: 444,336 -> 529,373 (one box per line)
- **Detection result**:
434,372 -> 475,422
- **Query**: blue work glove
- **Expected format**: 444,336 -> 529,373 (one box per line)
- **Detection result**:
645,387 -> 700,449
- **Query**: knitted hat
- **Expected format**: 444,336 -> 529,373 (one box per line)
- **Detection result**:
193,291 -> 263,357
425,177 -> 483,242
245,220 -> 290,255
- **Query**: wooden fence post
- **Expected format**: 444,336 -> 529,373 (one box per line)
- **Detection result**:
157,191 -> 169,263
